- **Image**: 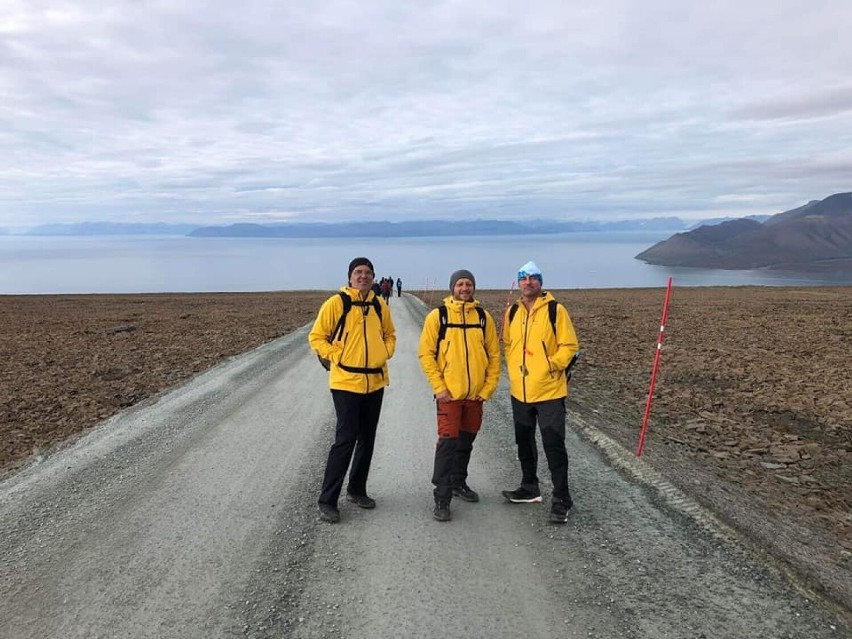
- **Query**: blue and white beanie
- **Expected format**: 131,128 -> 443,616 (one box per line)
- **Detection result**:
517,260 -> 543,284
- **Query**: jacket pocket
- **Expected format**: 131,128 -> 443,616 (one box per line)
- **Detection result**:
542,340 -> 556,378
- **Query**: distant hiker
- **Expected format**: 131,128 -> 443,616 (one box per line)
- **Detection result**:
372,280 -> 382,297
501,260 -> 579,524
418,269 -> 500,522
380,278 -> 392,303
308,257 -> 397,523
396,277 -> 402,297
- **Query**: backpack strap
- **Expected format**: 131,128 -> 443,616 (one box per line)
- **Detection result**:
436,304 -> 449,354
338,362 -> 384,375
330,293 -> 383,342
547,299 -> 558,336
508,302 -> 519,325
322,293 -> 386,375
435,304 -> 487,358
330,292 -> 352,342
507,300 -> 557,335
475,306 -> 486,330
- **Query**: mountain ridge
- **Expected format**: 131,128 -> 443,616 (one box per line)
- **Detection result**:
636,192 -> 852,272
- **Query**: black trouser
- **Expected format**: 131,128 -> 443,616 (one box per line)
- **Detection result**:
511,396 -> 572,506
432,430 -> 477,502
318,388 -> 384,506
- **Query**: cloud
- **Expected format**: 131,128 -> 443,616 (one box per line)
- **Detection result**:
1,1 -> 851,227
730,86 -> 852,121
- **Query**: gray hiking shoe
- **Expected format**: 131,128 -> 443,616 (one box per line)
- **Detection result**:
318,503 -> 340,523
346,493 -> 376,509
433,501 -> 452,522
453,483 -> 480,503
549,500 -> 572,524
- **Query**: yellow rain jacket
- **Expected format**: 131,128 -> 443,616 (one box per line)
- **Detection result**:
503,292 -> 580,403
418,296 -> 501,400
309,287 -> 396,393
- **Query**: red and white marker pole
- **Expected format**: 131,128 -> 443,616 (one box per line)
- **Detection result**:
636,276 -> 673,457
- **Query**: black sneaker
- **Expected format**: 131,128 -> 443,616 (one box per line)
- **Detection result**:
549,501 -> 572,524
318,503 -> 340,523
433,501 -> 452,522
346,493 -> 376,509
501,487 -> 542,503
452,483 -> 480,503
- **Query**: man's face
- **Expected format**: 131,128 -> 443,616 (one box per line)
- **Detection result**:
519,275 -> 542,299
452,278 -> 475,302
350,266 -> 374,294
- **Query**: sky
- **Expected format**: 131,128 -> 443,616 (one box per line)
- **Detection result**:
2,0 -> 851,229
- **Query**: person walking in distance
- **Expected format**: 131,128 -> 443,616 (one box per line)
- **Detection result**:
418,269 -> 500,522
309,257 -> 397,523
380,277 -> 392,303
501,261 -> 580,524
396,277 -> 402,297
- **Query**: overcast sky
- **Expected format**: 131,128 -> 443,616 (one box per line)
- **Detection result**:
2,0 -> 851,228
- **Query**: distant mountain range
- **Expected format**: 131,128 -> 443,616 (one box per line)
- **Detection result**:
10,217 -> 689,237
636,193 -> 852,273
20,222 -> 200,236
687,214 -> 771,229
187,217 -> 685,238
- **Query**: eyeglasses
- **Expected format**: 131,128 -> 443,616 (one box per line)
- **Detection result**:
351,268 -> 374,278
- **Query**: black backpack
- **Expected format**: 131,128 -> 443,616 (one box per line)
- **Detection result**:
434,303 -> 487,357
318,292 -> 383,370
506,300 -> 582,379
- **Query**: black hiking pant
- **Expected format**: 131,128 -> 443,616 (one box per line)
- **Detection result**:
319,388 -> 384,506
510,396 -> 572,506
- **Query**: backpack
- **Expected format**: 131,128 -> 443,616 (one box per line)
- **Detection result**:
434,304 -> 487,357
507,299 -> 558,336
318,292 -> 383,370
506,300 -> 582,380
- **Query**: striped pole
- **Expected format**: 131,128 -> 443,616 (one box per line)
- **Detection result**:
636,276 -> 673,457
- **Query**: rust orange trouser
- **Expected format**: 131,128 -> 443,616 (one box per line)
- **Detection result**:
432,399 -> 483,501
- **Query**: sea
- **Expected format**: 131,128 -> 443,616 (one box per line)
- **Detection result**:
2,232 -> 851,294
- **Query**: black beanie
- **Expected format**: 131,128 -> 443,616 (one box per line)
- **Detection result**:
449,269 -> 476,291
348,257 -> 374,279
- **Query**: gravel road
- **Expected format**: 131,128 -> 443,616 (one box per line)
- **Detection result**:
0,294 -> 846,638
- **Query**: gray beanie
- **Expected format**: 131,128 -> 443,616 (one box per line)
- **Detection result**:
449,269 -> 476,291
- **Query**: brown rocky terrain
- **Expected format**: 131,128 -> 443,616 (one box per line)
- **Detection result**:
1,286 -> 850,620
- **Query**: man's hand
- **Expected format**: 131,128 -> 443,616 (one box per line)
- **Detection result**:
435,390 -> 453,403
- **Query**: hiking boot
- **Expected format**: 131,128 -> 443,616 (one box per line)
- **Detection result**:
433,501 -> 452,522
346,493 -> 376,509
318,503 -> 340,523
501,487 -> 542,503
453,483 -> 480,503
549,500 -> 572,524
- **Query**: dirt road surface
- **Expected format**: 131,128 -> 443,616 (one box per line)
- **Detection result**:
0,295 -> 846,638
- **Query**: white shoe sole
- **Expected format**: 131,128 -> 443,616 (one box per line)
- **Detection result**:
502,491 -> 542,503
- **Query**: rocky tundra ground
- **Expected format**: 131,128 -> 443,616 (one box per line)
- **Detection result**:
1,286 -> 849,617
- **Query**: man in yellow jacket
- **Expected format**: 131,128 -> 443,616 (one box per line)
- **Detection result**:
501,260 -> 580,524
309,257 -> 397,523
418,269 -> 500,522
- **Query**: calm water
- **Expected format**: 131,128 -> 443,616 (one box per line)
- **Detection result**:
2,233 -> 850,294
